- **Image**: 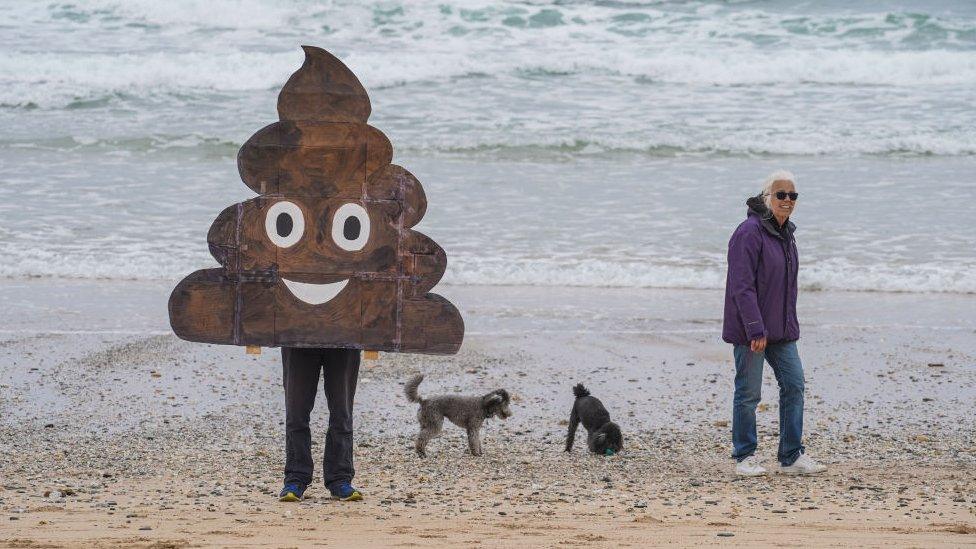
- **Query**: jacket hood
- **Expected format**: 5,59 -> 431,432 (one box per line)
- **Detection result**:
746,194 -> 771,219
746,193 -> 795,236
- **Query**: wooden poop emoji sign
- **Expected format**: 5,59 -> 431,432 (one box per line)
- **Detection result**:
168,45 -> 464,355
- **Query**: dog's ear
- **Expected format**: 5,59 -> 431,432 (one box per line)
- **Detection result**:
594,433 -> 607,445
485,393 -> 504,406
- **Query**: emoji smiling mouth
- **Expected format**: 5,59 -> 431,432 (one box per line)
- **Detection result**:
281,278 -> 349,305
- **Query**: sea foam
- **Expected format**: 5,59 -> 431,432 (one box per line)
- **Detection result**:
3,0 -> 976,107
1,0 -> 974,294
4,46 -> 975,109
2,249 -> 973,295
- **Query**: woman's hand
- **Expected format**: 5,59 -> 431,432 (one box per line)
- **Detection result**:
750,337 -> 767,353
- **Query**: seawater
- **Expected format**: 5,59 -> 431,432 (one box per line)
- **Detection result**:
0,0 -> 974,293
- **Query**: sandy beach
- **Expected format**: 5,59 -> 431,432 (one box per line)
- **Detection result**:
1,279 -> 974,547
3,1 -> 976,547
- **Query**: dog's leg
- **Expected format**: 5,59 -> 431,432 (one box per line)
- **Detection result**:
466,425 -> 483,456
416,424 -> 442,458
565,405 -> 580,452
415,428 -> 432,457
415,412 -> 443,458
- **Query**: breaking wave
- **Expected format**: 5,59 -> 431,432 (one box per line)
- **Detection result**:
1,250 -> 973,295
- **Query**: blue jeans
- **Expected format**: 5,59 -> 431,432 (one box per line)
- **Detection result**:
732,341 -> 805,465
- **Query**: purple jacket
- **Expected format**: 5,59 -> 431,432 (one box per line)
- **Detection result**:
722,196 -> 800,345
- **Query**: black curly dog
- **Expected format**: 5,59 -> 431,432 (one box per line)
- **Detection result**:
564,384 -> 623,455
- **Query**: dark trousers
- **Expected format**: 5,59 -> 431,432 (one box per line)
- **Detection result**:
282,347 -> 360,488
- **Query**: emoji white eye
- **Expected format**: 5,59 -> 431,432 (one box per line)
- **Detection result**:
265,201 -> 304,248
331,203 -> 370,252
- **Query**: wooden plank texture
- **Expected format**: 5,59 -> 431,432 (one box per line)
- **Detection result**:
169,45 -> 463,355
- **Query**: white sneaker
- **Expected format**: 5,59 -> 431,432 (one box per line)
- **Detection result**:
780,453 -> 827,475
735,455 -> 768,477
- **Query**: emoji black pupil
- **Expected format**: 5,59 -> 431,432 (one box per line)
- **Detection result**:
343,216 -> 360,241
276,213 -> 293,237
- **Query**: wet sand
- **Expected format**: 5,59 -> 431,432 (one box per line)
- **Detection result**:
1,280 -> 974,547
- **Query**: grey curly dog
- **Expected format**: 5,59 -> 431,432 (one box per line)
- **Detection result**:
404,374 -> 512,457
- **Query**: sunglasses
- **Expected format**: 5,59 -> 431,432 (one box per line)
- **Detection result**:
770,191 -> 798,201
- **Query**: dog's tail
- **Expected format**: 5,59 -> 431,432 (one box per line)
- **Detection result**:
405,374 -> 425,403
572,383 -> 590,399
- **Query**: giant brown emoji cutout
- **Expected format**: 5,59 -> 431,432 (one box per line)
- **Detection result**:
168,46 -> 464,355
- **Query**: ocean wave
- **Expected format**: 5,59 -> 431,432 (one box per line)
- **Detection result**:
1,250 -> 973,294
0,134 -> 240,155
608,49 -> 976,86
11,0 -> 976,48
3,132 -> 973,158
403,134 -> 976,158
445,257 -> 976,294
3,0 -> 976,110
0,248 -> 214,282
3,46 -> 975,110
0,51 -> 300,109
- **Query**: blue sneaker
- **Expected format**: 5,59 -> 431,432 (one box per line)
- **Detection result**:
328,481 -> 363,502
279,482 -> 307,502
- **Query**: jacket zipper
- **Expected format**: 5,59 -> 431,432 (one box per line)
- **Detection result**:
783,235 -> 790,335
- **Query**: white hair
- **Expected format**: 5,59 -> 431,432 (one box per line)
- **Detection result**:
762,170 -> 796,209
